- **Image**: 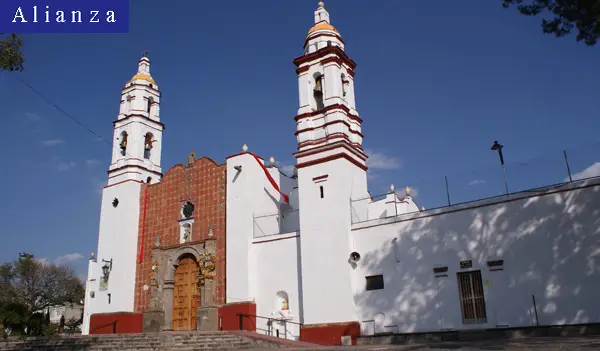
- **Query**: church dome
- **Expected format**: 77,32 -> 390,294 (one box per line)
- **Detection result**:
308,21 -> 339,36
129,72 -> 155,85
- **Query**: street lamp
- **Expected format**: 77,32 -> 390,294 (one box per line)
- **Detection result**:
490,140 -> 508,195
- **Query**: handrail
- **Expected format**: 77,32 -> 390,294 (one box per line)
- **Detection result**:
236,312 -> 303,339
90,320 -> 117,334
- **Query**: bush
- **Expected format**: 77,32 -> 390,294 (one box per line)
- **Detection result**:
42,323 -> 58,336
64,318 -> 81,334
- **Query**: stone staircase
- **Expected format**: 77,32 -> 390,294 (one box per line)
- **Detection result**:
0,331 -> 317,351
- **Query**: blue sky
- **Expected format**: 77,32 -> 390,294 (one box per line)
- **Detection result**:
1,0 -> 600,278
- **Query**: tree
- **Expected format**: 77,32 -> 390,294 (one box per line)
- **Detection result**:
0,33 -> 24,72
0,254 -> 84,335
502,0 -> 600,45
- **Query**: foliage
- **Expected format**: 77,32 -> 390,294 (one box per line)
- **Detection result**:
0,33 -> 24,72
42,323 -> 59,337
0,253 -> 84,336
64,317 -> 81,334
502,0 -> 600,45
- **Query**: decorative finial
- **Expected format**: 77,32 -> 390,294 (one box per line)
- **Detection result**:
318,1 -> 324,8
390,184 -> 395,193
405,186 -> 411,197
242,144 -> 248,152
269,156 -> 275,165
421,206 -> 426,211
142,51 -> 149,58
208,224 -> 214,237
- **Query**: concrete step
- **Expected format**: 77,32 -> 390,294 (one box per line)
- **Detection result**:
0,331 -> 295,351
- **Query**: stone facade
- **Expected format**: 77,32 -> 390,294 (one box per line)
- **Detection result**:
142,240 -> 218,331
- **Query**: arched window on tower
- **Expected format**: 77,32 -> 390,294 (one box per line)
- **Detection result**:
119,131 -> 128,156
341,74 -> 348,98
327,40 -> 332,47
144,132 -> 154,160
313,74 -> 325,110
146,96 -> 154,114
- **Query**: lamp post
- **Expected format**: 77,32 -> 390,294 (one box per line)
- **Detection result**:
491,140 -> 509,195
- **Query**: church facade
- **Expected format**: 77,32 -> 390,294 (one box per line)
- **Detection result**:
82,1 -> 600,345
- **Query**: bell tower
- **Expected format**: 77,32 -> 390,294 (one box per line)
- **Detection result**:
82,54 -> 164,335
109,53 -> 163,185
294,2 -> 368,326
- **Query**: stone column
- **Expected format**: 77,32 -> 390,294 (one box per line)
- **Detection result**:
162,280 -> 174,331
196,239 -> 218,331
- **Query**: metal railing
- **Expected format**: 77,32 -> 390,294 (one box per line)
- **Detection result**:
236,313 -> 303,340
253,209 -> 300,239
352,142 -> 600,225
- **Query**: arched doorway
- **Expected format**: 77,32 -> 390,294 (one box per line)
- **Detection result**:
172,254 -> 201,330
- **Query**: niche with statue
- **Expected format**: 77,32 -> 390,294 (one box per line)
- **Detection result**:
272,291 -> 293,320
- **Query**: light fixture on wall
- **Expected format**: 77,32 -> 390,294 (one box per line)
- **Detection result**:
101,259 -> 113,280
234,165 -> 242,172
349,252 -> 361,263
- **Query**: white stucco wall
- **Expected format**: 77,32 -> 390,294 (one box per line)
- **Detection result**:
297,158 -> 368,325
351,178 -> 600,334
82,180 -> 142,335
226,153 -> 298,303
251,233 -> 302,340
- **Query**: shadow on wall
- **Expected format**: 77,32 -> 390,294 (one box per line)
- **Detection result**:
354,182 -> 600,336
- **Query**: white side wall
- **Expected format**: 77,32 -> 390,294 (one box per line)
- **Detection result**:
297,158 -> 368,325
82,181 -> 142,335
351,179 -> 600,334
251,234 -> 302,340
226,153 -> 298,303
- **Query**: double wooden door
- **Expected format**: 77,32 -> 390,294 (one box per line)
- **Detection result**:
172,255 -> 201,330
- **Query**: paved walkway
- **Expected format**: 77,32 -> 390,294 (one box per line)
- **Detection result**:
244,336 -> 600,350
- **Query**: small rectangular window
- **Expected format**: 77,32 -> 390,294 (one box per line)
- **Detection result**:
320,185 -> 324,198
365,275 -> 384,291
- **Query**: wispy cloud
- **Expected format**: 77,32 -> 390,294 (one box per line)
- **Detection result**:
366,149 -> 402,170
568,162 -> 600,182
91,177 -> 105,195
85,159 -> 102,167
42,139 -> 65,146
468,179 -> 486,186
57,161 -> 77,171
55,253 -> 84,265
23,112 -> 41,121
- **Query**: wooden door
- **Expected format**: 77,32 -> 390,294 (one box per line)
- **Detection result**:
172,255 -> 201,330
457,270 -> 487,325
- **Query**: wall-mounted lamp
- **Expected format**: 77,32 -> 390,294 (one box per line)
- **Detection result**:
234,165 -> 242,172
349,252 -> 361,263
101,259 -> 113,279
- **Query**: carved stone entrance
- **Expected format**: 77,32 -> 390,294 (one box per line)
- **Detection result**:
142,239 -> 218,332
172,254 -> 200,330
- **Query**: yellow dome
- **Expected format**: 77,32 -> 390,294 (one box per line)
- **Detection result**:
129,73 -> 155,85
308,21 -> 339,36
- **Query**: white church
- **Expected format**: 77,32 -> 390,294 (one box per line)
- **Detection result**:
83,1 -> 600,345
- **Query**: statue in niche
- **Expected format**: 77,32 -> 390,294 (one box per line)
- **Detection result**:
207,224 -> 213,237
183,226 -> 191,243
281,299 -> 289,311
154,237 -> 161,247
